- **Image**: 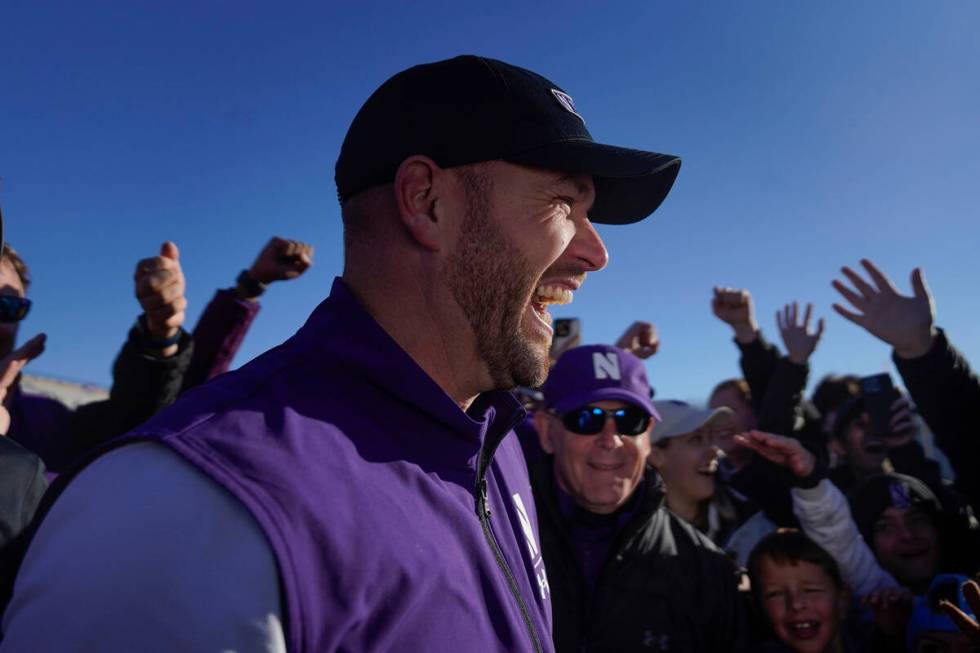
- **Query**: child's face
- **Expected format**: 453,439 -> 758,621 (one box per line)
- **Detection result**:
757,556 -> 848,653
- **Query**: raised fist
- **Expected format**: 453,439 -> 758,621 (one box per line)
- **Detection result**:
711,287 -> 758,343
248,237 -> 314,285
0,333 -> 45,435
134,241 -> 186,342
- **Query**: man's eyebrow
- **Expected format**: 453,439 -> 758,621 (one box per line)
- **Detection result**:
551,173 -> 592,200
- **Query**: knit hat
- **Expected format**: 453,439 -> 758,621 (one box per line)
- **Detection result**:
849,473 -> 942,545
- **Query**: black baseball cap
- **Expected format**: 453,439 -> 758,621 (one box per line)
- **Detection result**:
335,55 -> 681,225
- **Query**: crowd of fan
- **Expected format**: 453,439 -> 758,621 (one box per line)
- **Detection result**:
2,225 -> 979,652
0,235 -> 312,531
511,259 -> 980,653
1,54 -> 979,653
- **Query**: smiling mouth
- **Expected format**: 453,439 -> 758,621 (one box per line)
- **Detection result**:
898,546 -> 931,559
788,620 -> 820,640
697,459 -> 719,476
531,283 -> 574,318
588,462 -> 622,472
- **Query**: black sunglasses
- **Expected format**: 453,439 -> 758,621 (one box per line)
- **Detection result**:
553,404 -> 652,436
0,296 -> 31,323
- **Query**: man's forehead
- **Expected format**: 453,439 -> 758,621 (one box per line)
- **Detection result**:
878,505 -> 927,522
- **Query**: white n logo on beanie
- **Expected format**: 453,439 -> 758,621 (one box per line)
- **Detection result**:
593,352 -> 621,380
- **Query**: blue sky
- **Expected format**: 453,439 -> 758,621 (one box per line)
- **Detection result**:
3,1 -> 978,402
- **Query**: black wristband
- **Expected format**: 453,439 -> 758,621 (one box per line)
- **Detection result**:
235,269 -> 267,299
136,314 -> 182,350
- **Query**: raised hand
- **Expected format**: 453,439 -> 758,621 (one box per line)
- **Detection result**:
711,287 -> 759,344
248,237 -> 314,285
831,259 -> 936,359
734,430 -> 815,478
940,578 -> 980,644
135,242 -> 187,349
0,333 -> 45,435
615,321 -> 659,360
776,302 -> 825,365
861,586 -> 914,639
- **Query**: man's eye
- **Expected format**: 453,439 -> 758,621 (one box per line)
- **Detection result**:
553,197 -> 574,214
803,587 -> 825,594
763,591 -> 783,601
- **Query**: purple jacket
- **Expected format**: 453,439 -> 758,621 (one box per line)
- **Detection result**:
124,278 -> 554,652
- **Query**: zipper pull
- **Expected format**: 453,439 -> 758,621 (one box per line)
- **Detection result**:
479,478 -> 491,520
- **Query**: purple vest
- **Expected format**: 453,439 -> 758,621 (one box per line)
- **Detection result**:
123,278 -> 554,652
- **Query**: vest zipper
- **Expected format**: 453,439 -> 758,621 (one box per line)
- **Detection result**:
477,476 -> 543,653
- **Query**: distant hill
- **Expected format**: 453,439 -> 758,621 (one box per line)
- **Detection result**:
21,374 -> 108,409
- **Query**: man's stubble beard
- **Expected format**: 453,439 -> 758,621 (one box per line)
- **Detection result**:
443,170 -> 549,390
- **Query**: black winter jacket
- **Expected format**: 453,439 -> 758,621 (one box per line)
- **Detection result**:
893,329 -> 980,511
531,459 -> 747,652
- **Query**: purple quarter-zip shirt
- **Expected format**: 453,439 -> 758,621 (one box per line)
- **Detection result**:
116,277 -> 553,652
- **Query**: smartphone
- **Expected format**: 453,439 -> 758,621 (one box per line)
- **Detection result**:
550,318 -> 581,358
859,373 -> 900,438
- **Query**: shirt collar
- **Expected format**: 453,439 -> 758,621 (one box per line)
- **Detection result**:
298,278 -> 526,449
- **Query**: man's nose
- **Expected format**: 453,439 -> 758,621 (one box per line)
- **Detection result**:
569,219 -> 609,272
895,523 -> 915,541
595,417 -> 621,449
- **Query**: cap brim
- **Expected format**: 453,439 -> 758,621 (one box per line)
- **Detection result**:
505,139 -> 681,225
549,387 -> 660,422
650,406 -> 733,442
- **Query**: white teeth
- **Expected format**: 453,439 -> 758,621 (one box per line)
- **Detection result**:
534,284 -> 573,306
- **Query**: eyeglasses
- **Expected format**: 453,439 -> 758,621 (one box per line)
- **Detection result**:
552,404 -> 652,436
0,296 -> 31,323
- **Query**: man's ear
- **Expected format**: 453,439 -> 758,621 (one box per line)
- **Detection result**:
534,411 -> 557,455
393,155 -> 445,252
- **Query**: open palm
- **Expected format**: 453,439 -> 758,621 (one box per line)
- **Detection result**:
831,259 -> 935,358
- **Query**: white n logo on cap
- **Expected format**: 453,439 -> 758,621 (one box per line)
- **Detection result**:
593,352 -> 621,380
550,89 -> 586,125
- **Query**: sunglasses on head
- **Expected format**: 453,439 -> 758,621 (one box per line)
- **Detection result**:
553,404 -> 652,436
0,296 -> 31,323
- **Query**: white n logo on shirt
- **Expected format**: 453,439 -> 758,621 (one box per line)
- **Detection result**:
592,352 -> 621,380
511,493 -> 539,558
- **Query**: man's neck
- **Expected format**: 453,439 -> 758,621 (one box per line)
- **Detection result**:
341,270 -> 488,411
